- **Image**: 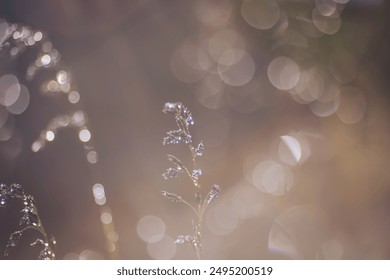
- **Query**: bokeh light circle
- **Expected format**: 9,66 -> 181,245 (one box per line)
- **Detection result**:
241,0 -> 281,30
137,215 -> 166,243
267,57 -> 300,91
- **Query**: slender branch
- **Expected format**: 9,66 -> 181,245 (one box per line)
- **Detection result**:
182,199 -> 200,219
162,102 -> 220,260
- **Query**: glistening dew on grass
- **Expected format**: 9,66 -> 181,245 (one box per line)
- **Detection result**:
0,183 -> 56,260
0,20 -> 119,259
161,102 -> 221,259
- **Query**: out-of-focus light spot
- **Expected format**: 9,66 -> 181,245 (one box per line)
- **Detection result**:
71,111 -> 86,127
79,129 -> 91,142
193,0 -> 233,28
31,140 -> 43,153
42,42 -> 52,52
309,80 -> 340,117
291,132 -> 311,163
58,116 -> 70,127
56,70 -> 69,85
12,31 -> 21,40
33,32 -> 43,41
100,212 -> 113,224
267,57 -> 300,91
206,203 -> 239,236
107,231 -> 119,242
218,49 -> 255,86
40,54 -> 51,66
92,183 -> 105,199
318,80 -> 340,102
312,8 -> 341,35
289,67 -> 325,104
269,205 -> 328,259
241,0 -> 280,30
329,51 -> 358,83
196,45 -> 217,73
68,91 -> 80,104
61,83 -> 70,94
309,96 -> 340,117
208,29 -> 245,63
252,160 -> 294,196
231,183 -> 264,219
137,215 -> 166,243
170,43 -> 205,83
147,235 -> 176,260
315,1 -> 338,16
196,74 -> 226,110
10,47 -> 19,57
279,135 -> 302,166
216,48 -> 244,69
46,80 -> 59,92
92,183 -> 106,205
87,150 -> 98,164
7,84 -> 30,115
46,130 -> 55,142
95,197 -> 106,206
0,74 -> 20,107
106,242 -> 116,253
27,37 -> 35,46
336,86 -> 367,124
50,49 -> 59,59
3,83 -> 20,107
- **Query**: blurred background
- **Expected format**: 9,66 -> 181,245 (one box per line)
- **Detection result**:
0,0 -> 390,259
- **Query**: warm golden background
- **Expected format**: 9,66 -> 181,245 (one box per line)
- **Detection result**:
0,0 -> 390,259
